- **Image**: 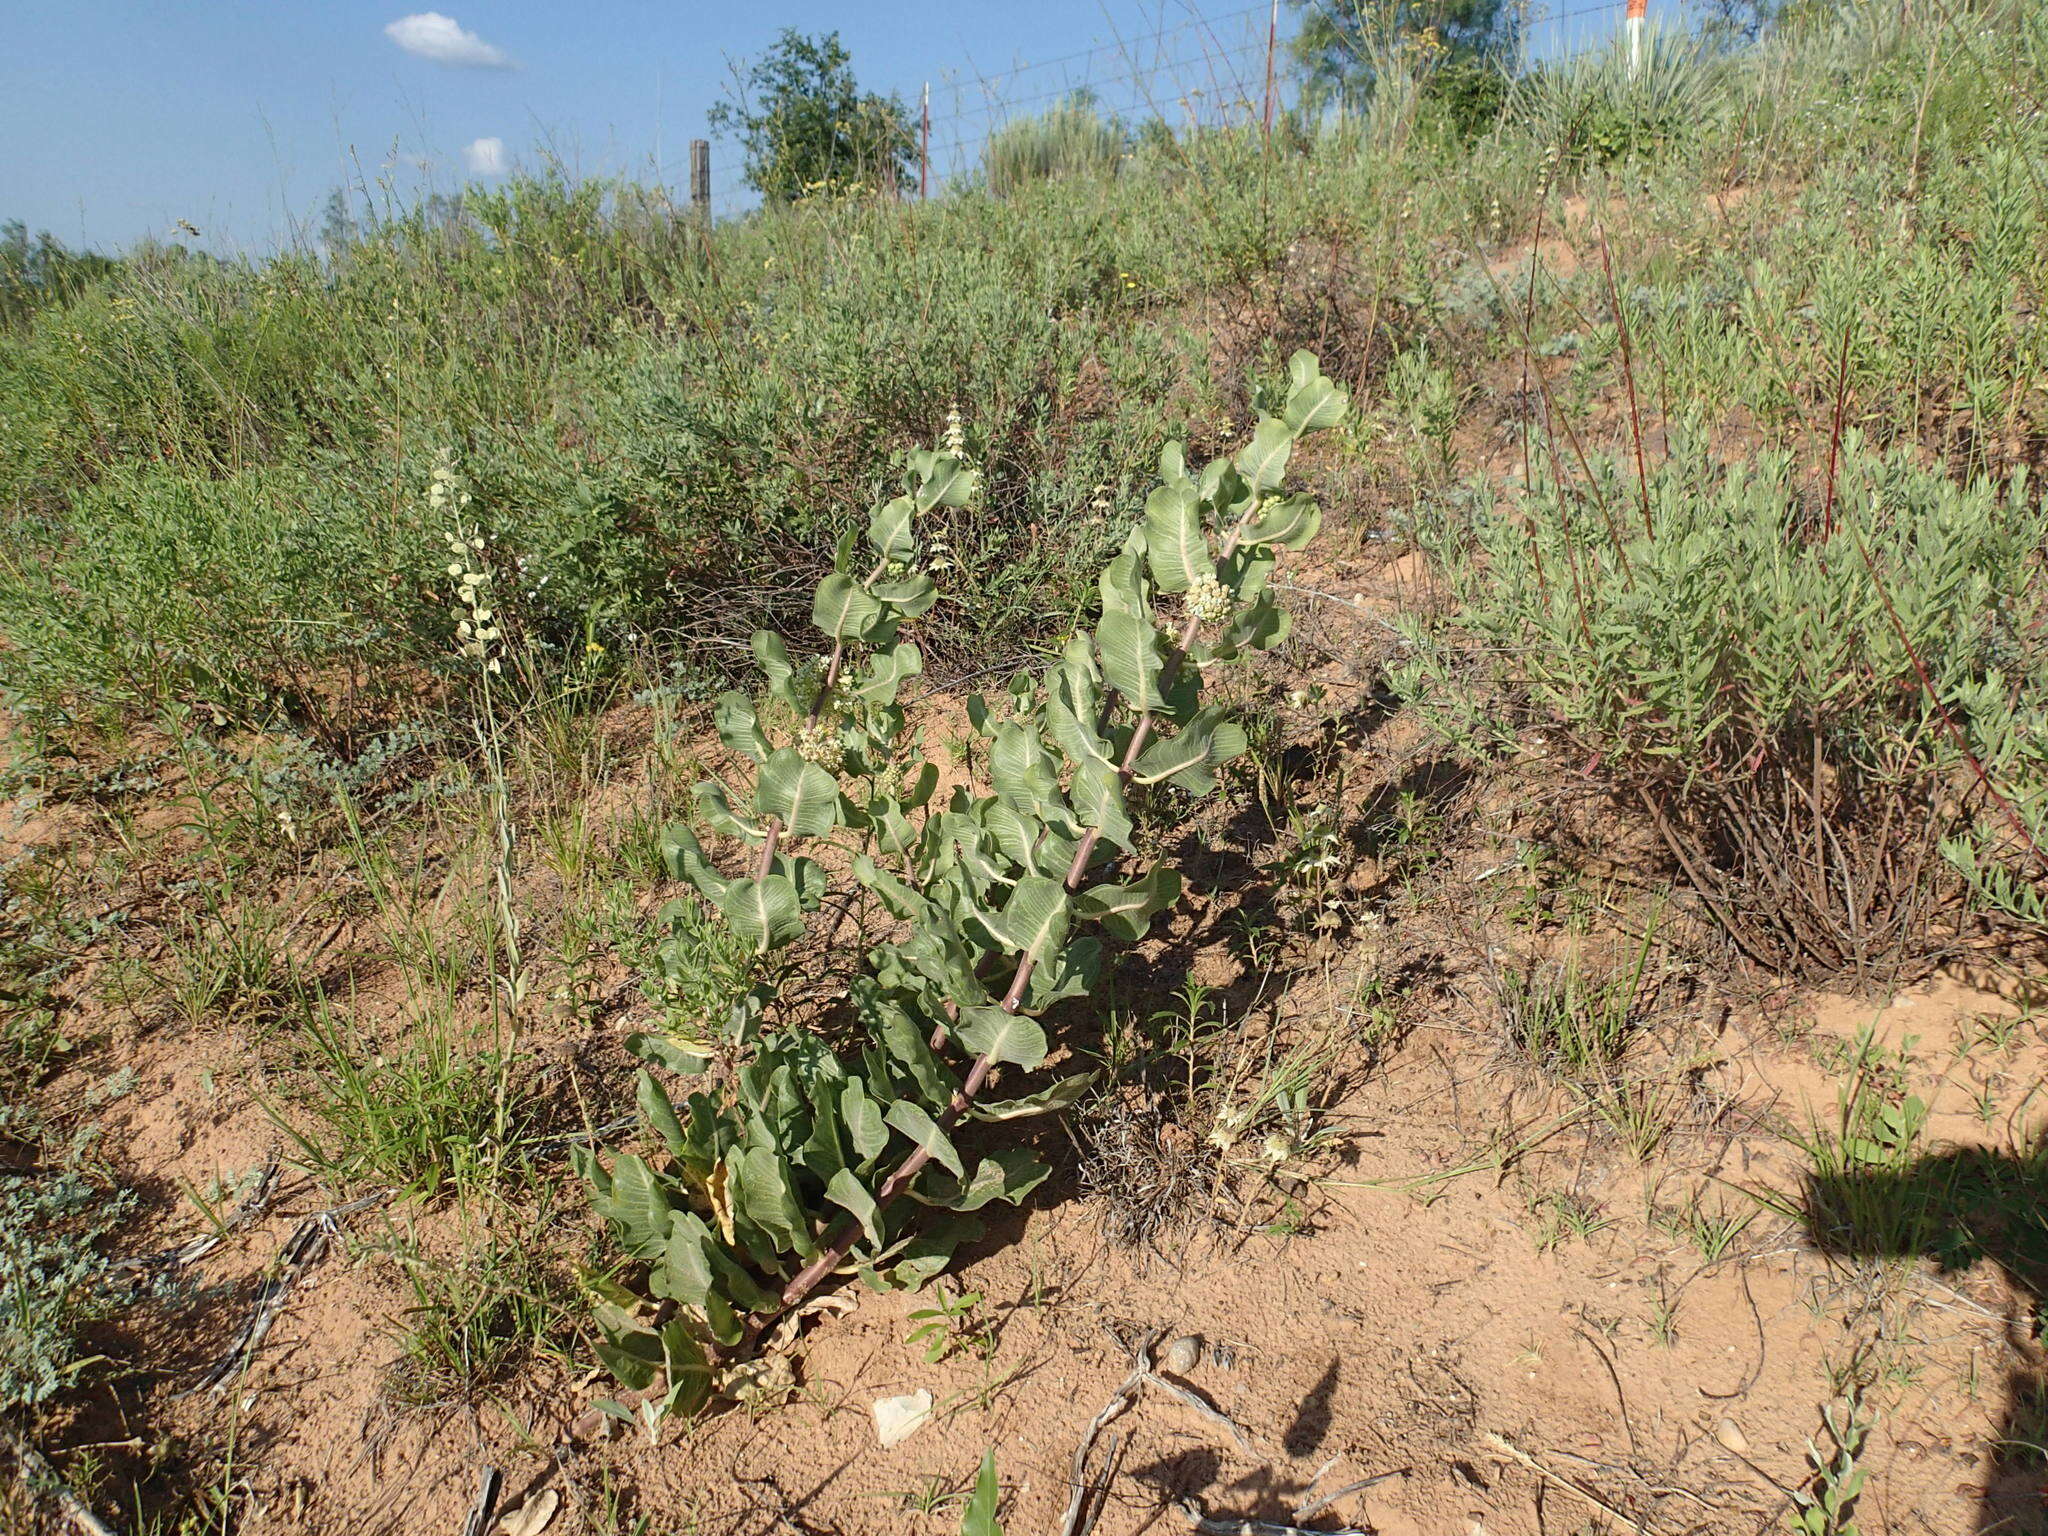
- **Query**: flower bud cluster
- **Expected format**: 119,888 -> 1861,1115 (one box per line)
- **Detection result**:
794,716 -> 841,769
1185,573 -> 1233,626
443,537 -> 501,676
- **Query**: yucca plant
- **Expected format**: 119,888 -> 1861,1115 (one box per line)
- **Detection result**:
575,354 -> 1347,1427
1514,29 -> 1722,169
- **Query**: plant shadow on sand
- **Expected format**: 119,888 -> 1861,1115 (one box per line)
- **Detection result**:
1806,1141 -> 2048,1535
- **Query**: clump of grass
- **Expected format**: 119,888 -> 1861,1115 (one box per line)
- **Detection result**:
1529,1188 -> 1612,1251
271,991 -> 529,1198
371,1223 -> 576,1408
1493,935 -> 1653,1082
1767,1025 -> 1949,1265
983,96 -> 1124,197
1652,1184 -> 1758,1263
1514,29 -> 1723,168
158,900 -> 301,1032
1073,985 -> 1341,1249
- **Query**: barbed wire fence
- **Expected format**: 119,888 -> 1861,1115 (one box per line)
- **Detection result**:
698,0 -> 1641,219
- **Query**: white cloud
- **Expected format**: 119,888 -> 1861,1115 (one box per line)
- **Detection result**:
385,13 -> 513,68
463,137 -> 508,175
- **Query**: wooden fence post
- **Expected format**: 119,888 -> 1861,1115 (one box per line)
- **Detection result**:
690,139 -> 710,222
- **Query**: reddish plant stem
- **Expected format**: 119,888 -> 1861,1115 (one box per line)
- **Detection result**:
1820,324 -> 1853,540
1596,221 -> 1654,542
751,818 -> 783,881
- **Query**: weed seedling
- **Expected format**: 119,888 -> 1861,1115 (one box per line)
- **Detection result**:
905,1283 -> 996,1364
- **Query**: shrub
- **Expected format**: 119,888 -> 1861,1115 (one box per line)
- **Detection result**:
707,30 -> 914,202
1394,441 -> 2048,981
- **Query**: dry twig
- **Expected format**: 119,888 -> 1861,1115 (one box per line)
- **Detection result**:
182,1190 -> 388,1396
1175,1497 -> 1371,1536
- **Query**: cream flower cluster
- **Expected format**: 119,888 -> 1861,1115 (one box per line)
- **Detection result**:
1185,573 -> 1233,626
445,529 -> 503,674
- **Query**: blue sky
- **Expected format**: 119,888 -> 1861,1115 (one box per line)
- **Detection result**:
1,1 -> 1637,255
1,2 -> 1303,254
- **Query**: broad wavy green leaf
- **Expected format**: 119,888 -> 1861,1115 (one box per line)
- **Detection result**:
825,1167 -> 885,1248
956,1006 -> 1050,1069
1131,707 -> 1245,794
813,573 -> 882,639
635,1070 -> 690,1159
841,1078 -> 889,1163
594,1153 -> 671,1258
692,781 -> 765,842
968,1071 -> 1096,1122
853,641 -> 925,703
1069,759 -> 1133,850
1233,416 -> 1295,492
719,874 -> 804,952
736,1144 -> 816,1257
1284,351 -> 1349,431
1023,935 -> 1100,1011
912,451 -> 976,510
872,572 -> 937,617
991,723 -> 1062,818
714,690 -> 769,762
1144,482 -> 1208,593
755,748 -> 840,837
659,823 -> 729,901
660,1213 -> 720,1307
885,1099 -> 965,1178
979,875 -> 1071,962
867,495 -> 918,562
751,630 -> 797,705
1096,612 -> 1167,712
595,1326 -> 662,1391
1098,528 -> 1149,617
1075,863 -> 1183,941
1240,494 -> 1322,550
914,1149 -> 1051,1212
658,1319 -> 714,1417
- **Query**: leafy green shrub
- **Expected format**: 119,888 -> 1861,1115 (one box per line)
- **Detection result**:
0,221 -> 119,330
1395,441 -> 2048,980
575,356 -> 1346,1425
708,30 -> 914,201
983,98 -> 1124,197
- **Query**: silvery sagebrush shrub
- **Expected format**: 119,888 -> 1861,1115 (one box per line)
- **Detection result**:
1392,438 -> 2048,973
574,353 -> 1348,1425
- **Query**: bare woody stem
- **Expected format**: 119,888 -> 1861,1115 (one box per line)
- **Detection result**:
742,509 -> 1263,1343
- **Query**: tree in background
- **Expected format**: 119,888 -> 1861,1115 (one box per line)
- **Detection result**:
708,30 -> 914,203
0,222 -> 117,328
1290,0 -> 1524,121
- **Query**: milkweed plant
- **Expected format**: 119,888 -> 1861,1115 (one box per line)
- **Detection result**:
575,353 -> 1349,1427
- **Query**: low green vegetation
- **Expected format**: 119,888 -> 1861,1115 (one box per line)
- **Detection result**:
3,0 -> 2047,1526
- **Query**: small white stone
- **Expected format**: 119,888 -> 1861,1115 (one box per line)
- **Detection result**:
872,1390 -> 935,1448
1714,1419 -> 1750,1455
1161,1335 -> 1203,1374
